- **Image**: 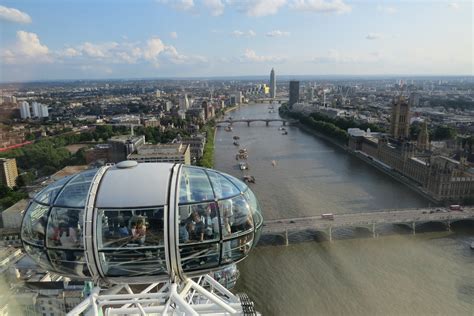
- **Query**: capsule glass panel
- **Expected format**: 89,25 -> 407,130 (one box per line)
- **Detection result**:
223,174 -> 248,194
23,243 -> 52,271
206,171 -> 241,199
54,169 -> 97,207
21,202 -> 49,246
48,249 -> 90,278
244,189 -> 263,228
180,243 -> 220,271
46,207 -> 84,249
227,195 -> 253,238
226,234 -> 254,262
179,167 -> 214,204
33,175 -> 73,205
178,202 -> 219,243
97,207 -> 166,277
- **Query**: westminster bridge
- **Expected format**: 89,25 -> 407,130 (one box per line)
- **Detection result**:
261,207 -> 474,245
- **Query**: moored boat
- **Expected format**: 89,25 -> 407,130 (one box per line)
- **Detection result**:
243,175 -> 256,183
239,162 -> 249,170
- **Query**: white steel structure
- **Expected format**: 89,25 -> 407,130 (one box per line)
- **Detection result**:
21,161 -> 263,315
68,274 -> 257,315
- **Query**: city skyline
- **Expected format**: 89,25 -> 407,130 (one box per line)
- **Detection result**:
0,0 -> 473,82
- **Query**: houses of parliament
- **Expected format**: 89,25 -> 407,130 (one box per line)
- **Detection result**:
349,96 -> 473,204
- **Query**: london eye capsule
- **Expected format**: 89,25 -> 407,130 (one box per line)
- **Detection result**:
21,162 -> 263,284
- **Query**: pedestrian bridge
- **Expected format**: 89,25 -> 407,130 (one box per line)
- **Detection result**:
216,119 -> 295,126
261,207 -> 474,245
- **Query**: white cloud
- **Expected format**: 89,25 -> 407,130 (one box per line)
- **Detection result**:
241,48 -> 285,62
229,0 -> 287,17
0,5 -> 32,24
448,2 -> 459,10
78,42 -> 119,58
174,0 -> 195,11
163,45 -> 207,64
2,31 -> 52,64
143,38 -> 166,66
366,33 -> 382,40
266,30 -> 290,37
231,30 -> 257,37
17,31 -> 49,57
62,48 -> 81,57
170,31 -> 178,39
203,0 -> 224,16
291,0 -> 351,14
116,47 -> 143,64
54,36 -> 203,68
377,5 -> 397,14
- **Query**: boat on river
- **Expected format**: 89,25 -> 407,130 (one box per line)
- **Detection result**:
239,162 -> 249,170
243,175 -> 255,183
236,152 -> 248,160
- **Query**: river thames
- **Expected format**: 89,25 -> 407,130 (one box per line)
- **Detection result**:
214,103 -> 474,315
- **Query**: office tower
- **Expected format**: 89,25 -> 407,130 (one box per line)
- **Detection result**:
20,101 -> 31,119
289,81 -> 300,107
270,68 -> 276,98
31,102 -> 40,117
0,158 -> 19,188
179,94 -> 190,110
390,96 -> 411,139
42,104 -> 49,117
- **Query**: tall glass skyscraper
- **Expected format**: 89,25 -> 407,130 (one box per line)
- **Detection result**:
270,68 -> 276,98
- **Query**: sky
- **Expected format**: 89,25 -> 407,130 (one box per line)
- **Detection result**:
0,0 -> 472,82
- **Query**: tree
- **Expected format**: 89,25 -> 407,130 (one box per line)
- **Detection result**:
0,184 -> 27,210
16,172 -> 35,187
432,125 -> 457,141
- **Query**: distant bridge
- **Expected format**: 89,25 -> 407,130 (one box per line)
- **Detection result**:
250,97 -> 288,104
261,207 -> 474,245
216,119 -> 295,127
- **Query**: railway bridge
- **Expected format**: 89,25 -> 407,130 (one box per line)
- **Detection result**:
261,207 -> 474,245
216,119 -> 295,127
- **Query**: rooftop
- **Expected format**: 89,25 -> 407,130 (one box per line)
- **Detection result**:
51,165 -> 89,181
129,143 -> 188,158
2,198 -> 29,216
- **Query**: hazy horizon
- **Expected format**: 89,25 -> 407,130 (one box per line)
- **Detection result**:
1,73 -> 473,85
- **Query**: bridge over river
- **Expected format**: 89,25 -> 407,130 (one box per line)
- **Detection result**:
216,118 -> 296,126
261,207 -> 474,245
